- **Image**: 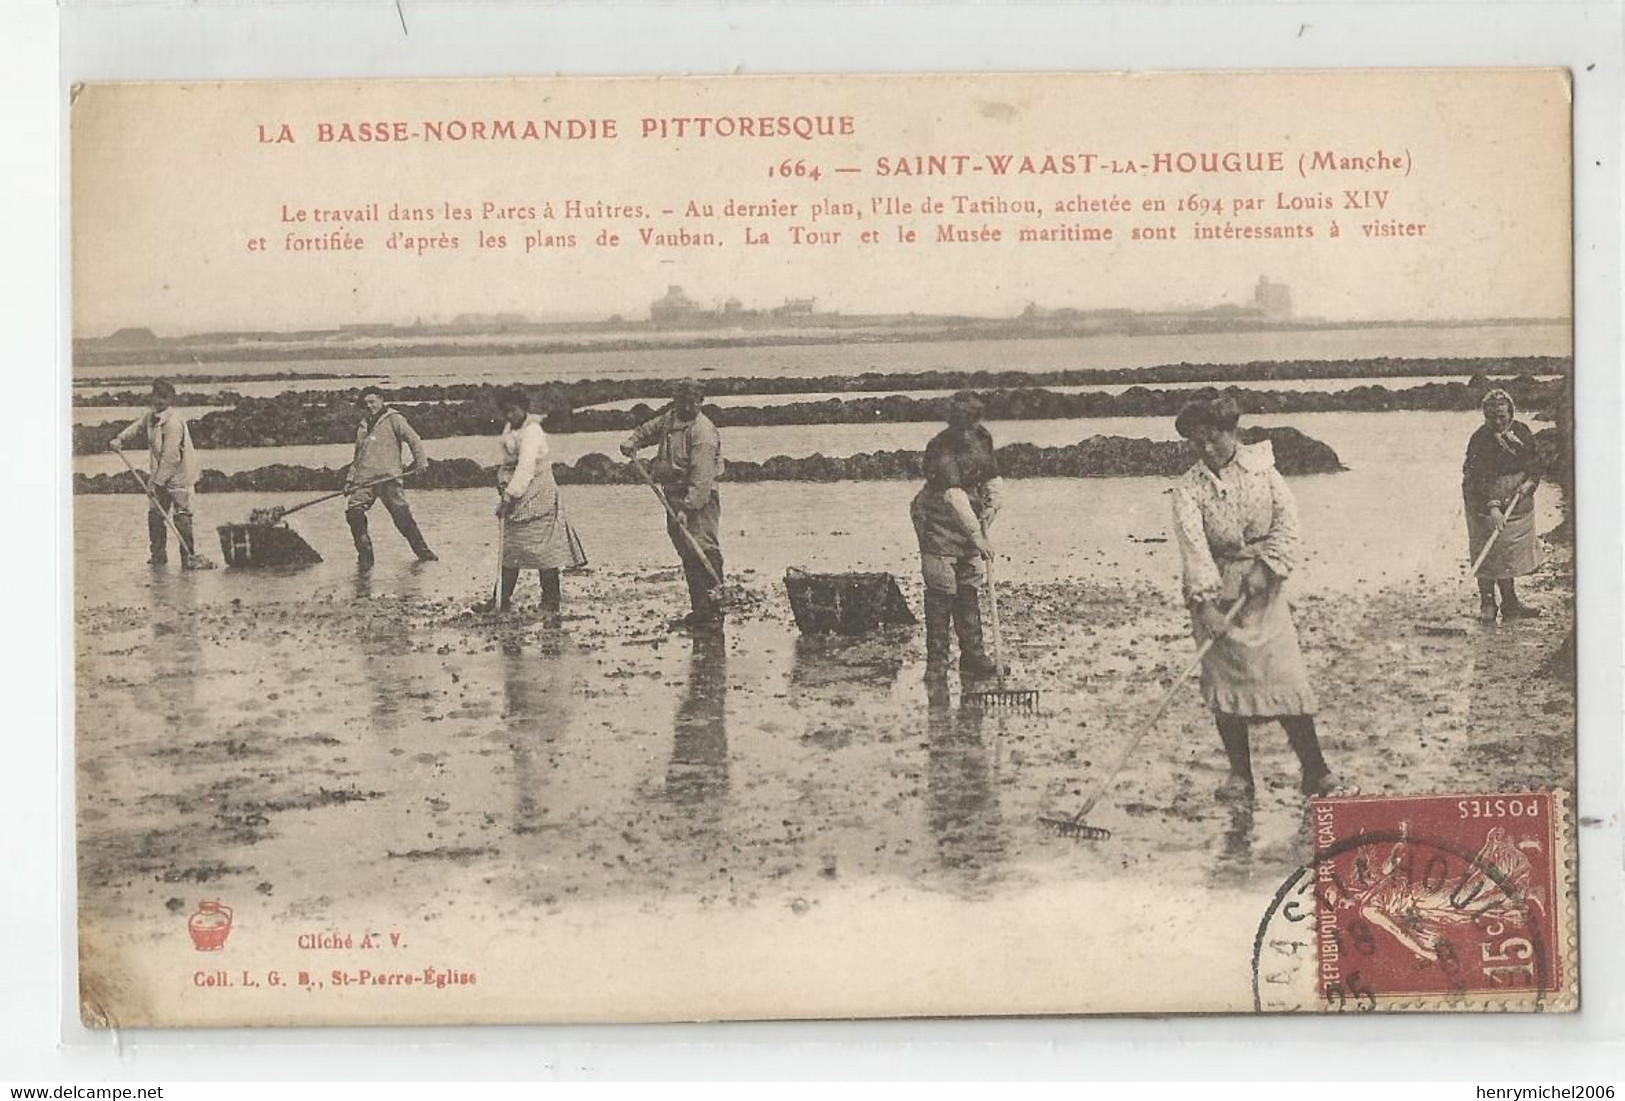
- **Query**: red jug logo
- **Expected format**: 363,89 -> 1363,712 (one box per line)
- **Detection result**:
187,901 -> 234,951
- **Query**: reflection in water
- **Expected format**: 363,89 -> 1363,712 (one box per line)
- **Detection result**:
351,561 -> 432,603
148,573 -> 203,738
358,636 -> 416,737
788,634 -> 906,695
1209,801 -> 1256,887
665,632 -> 729,812
786,633 -> 907,709
924,677 -> 1007,885
503,636 -> 575,836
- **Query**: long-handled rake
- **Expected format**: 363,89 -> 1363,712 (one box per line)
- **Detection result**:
1468,482 -> 1530,577
627,457 -> 749,613
962,548 -> 1039,711
114,448 -> 217,569
1041,594 -> 1248,840
215,473 -> 404,568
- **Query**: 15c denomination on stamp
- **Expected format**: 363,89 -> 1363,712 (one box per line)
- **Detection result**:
1254,791 -> 1574,1012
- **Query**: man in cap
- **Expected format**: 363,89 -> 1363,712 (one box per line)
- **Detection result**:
345,386 -> 436,568
109,379 -> 207,567
910,391 -> 1004,679
620,379 -> 727,628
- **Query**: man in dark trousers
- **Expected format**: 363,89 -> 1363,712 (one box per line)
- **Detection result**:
910,392 -> 1005,679
109,379 -> 205,567
620,379 -> 726,629
345,386 -> 436,568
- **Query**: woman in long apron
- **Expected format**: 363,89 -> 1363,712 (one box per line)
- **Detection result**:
1169,396 -> 1335,801
475,387 -> 587,620
1462,388 -> 1543,622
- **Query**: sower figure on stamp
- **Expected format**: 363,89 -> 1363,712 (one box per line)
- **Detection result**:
1462,388 -> 1543,622
619,379 -> 727,630
108,379 -> 205,568
474,387 -> 588,621
345,386 -> 436,569
1170,396 -> 1335,801
910,392 -> 1004,681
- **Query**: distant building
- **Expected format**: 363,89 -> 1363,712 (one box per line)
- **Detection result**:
1255,276 -> 1293,323
772,297 -> 817,317
649,285 -> 708,327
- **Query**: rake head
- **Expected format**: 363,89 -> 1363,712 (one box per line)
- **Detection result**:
708,582 -> 756,614
962,686 -> 1040,711
1039,815 -> 1112,841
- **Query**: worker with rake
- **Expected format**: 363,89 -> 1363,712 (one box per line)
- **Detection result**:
910,391 -> 1004,680
345,386 -> 437,568
108,379 -> 208,569
474,387 -> 587,620
1170,396 -> 1335,802
1462,388 -> 1543,622
619,379 -> 728,630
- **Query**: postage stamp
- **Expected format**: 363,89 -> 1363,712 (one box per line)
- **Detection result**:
1253,791 -> 1573,1012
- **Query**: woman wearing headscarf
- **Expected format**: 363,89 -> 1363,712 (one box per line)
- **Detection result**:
1462,388 -> 1543,622
1170,395 -> 1334,801
910,392 -> 1004,679
475,386 -> 587,620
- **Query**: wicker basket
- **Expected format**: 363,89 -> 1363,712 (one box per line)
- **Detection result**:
783,569 -> 916,635
216,522 -> 324,568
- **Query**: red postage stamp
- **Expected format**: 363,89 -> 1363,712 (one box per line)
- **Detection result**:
1308,792 -> 1573,1010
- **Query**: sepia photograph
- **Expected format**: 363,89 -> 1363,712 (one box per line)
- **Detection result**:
68,70 -> 1576,1025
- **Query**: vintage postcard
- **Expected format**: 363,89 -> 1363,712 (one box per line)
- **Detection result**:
70,70 -> 1576,1025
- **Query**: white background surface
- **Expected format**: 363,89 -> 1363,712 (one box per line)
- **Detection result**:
3,0 -> 1621,1080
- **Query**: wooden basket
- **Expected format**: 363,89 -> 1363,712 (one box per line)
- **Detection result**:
783,569 -> 916,636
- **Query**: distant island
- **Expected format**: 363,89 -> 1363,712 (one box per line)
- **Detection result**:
74,277 -> 1569,369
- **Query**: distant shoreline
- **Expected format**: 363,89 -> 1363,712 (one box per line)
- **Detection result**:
71,369 -> 1569,455
72,316 -> 1571,373
73,353 -> 1573,400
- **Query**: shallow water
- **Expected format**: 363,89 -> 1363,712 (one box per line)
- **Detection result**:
73,409 -> 1562,614
74,322 -> 1570,393
73,482 -> 1575,988
74,399 -> 1575,1013
576,375 -> 1563,411
72,407 -> 1514,484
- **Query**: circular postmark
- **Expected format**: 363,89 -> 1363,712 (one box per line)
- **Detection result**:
1252,826 -> 1556,1013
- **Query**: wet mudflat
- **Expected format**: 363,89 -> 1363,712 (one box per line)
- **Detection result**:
75,516 -> 1574,960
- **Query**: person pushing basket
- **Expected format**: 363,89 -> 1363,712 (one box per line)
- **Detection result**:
344,386 -> 437,569
1170,395 -> 1335,802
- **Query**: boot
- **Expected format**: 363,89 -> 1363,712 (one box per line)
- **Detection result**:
473,568 -> 519,613
389,504 -> 437,561
1283,715 -> 1336,796
146,509 -> 169,565
173,513 -> 205,568
539,569 -> 562,624
1477,580 -> 1499,622
1214,714 -> 1256,801
676,559 -> 723,630
1498,578 -> 1541,619
924,590 -> 953,674
952,587 -> 998,678
346,508 -> 374,569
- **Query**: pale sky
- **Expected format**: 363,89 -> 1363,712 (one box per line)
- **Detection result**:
71,71 -> 1572,336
